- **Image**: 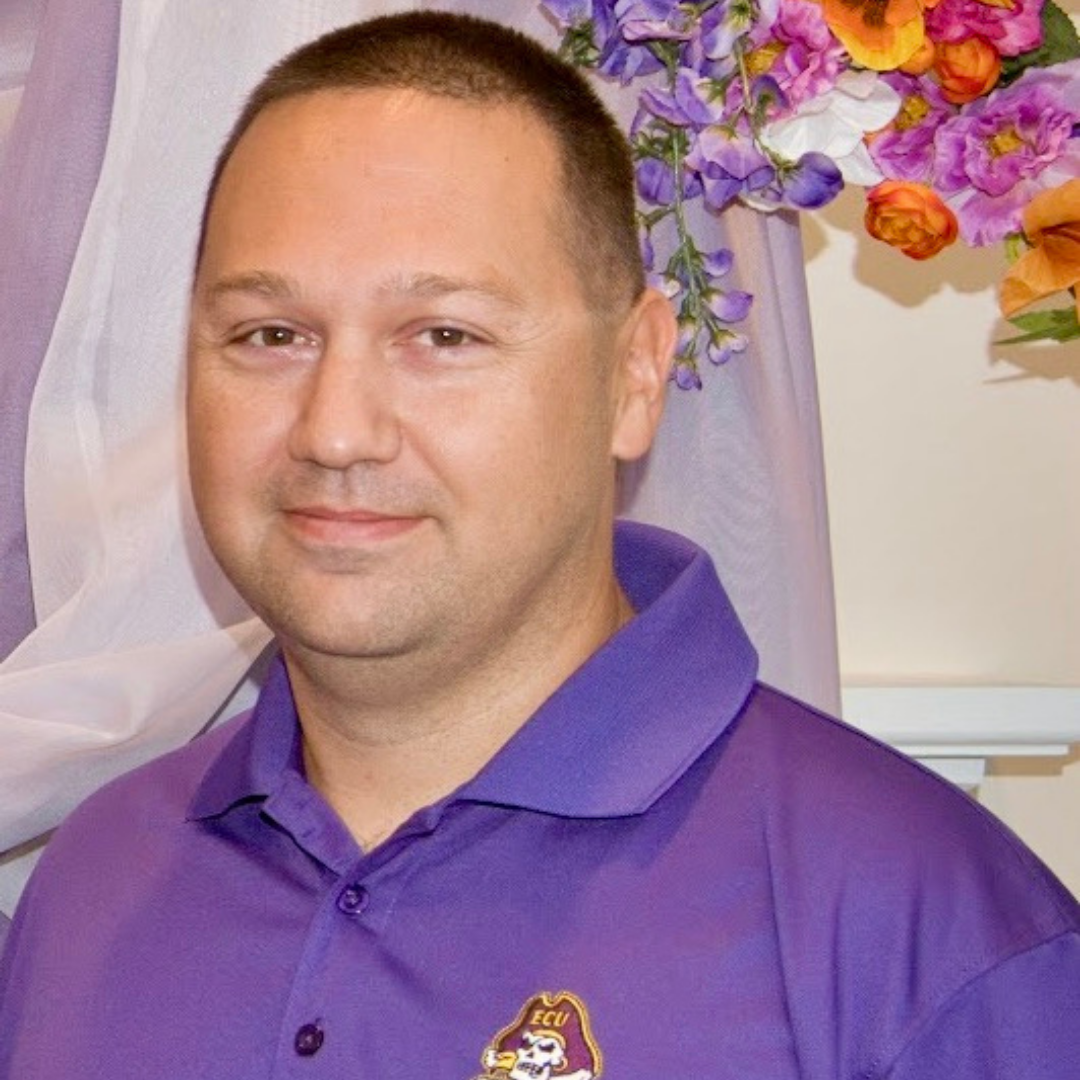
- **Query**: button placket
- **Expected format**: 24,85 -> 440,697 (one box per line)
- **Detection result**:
336,883 -> 369,915
276,811 -> 462,1072
294,1022 -> 325,1057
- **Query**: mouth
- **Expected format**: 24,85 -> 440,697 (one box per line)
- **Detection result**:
283,506 -> 425,545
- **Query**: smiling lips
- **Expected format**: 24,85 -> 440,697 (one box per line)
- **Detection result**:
284,505 -> 424,545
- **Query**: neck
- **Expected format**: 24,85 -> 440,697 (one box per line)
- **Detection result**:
285,574 -> 633,852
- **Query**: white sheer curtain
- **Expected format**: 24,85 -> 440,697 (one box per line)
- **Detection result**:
0,0 -> 839,917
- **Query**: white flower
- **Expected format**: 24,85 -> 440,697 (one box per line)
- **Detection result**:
759,70 -> 901,186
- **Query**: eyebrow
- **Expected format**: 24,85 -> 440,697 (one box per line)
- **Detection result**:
375,271 -> 527,310
200,269 -> 527,310
201,270 -> 300,305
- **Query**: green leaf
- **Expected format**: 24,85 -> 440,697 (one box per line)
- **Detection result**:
1004,232 -> 1027,264
996,306 -> 1080,344
999,1 -> 1080,86
637,207 -> 671,229
558,22 -> 601,68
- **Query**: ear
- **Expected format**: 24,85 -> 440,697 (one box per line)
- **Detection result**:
610,287 -> 677,463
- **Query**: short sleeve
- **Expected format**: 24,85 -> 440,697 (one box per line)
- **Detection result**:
884,932 -> 1080,1080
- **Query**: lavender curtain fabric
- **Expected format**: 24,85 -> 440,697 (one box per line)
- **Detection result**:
0,0 -> 42,142
620,203 -> 839,710
0,0 -> 120,660
0,0 -> 839,919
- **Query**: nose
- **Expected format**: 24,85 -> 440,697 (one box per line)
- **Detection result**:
287,340 -> 401,469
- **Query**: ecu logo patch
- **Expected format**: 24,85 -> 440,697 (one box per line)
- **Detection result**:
473,990 -> 602,1080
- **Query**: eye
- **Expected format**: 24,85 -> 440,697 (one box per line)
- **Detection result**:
419,326 -> 471,348
244,326 -> 304,348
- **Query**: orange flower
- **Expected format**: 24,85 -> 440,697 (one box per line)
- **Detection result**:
821,0 -> 928,71
865,180 -> 960,259
1000,180 -> 1080,319
898,34 -> 936,75
932,36 -> 1001,104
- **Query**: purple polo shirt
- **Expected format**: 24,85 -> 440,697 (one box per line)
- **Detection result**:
2,522 -> 1078,1079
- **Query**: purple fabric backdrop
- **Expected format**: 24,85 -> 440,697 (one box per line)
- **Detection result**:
0,0 -> 120,659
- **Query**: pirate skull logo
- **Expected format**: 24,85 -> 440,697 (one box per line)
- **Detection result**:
507,1029 -> 567,1080
476,991 -> 601,1080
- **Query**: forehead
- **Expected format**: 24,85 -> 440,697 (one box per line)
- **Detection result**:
236,85 -> 558,169
198,88 -> 571,297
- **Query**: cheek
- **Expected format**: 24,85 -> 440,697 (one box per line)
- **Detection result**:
424,374 -> 612,518
191,359 -> 296,451
528,366 -> 616,474
187,378 -> 280,521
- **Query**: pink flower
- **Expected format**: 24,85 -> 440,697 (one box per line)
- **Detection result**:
933,59 -> 1080,245
869,73 -> 956,183
742,0 -> 846,109
926,0 -> 1045,57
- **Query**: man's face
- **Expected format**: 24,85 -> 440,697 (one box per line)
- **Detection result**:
187,88 -> 663,668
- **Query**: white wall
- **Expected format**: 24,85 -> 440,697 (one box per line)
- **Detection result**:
805,180 -> 1080,897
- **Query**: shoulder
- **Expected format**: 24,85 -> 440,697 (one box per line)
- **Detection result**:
884,931 -> 1080,1079
707,683 -> 1080,1076
30,711 -> 253,880
731,683 -> 1077,932
699,686 -> 1080,1075
2,710 -> 254,991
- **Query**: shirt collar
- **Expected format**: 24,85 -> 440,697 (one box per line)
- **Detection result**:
190,520 -> 758,822
188,657 -> 301,820
459,520 -> 758,817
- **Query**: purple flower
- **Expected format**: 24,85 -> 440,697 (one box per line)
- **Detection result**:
703,247 -> 735,277
651,272 -> 683,298
933,59 -> 1080,245
686,124 -> 776,210
707,288 -> 754,322
543,0 -> 652,80
638,86 -> 692,128
543,0 -> 662,82
542,0 -> 618,42
696,0 -> 775,60
543,0 -> 599,21
707,331 -> 749,365
673,358 -> 704,389
780,152 -> 844,208
926,0 -> 1045,57
631,107 -> 706,197
636,157 -> 677,204
614,0 -> 694,40
745,151 -> 844,210
869,73 -> 956,184
640,69 -> 723,128
751,73 -> 791,121
596,32 -> 665,81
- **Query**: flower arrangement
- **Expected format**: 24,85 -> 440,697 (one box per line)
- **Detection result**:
542,0 -> 1080,387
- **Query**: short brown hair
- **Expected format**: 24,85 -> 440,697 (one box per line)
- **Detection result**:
197,11 -> 644,312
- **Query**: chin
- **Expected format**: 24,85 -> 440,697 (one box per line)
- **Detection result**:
265,601 -> 434,663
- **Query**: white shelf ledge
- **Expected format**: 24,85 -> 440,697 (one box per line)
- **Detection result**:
840,686 -> 1080,789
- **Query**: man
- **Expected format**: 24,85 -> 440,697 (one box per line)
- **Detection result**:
0,11 -> 1077,1079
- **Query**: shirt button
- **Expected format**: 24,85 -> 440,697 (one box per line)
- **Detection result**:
337,884 -> 369,915
294,1023 -> 324,1057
